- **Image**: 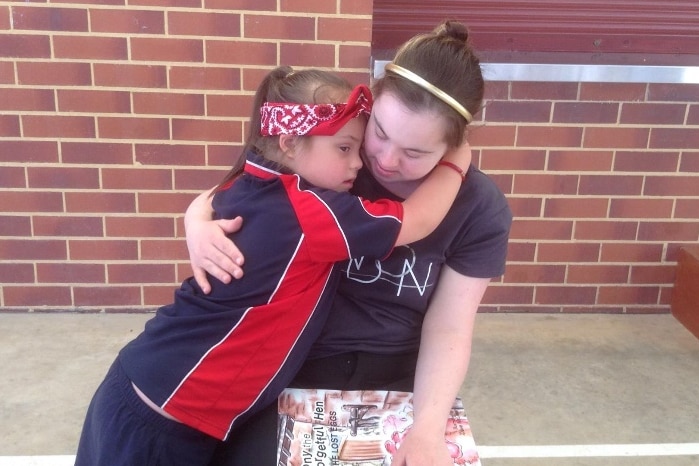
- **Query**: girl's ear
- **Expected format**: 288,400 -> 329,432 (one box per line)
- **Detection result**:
278,134 -> 298,158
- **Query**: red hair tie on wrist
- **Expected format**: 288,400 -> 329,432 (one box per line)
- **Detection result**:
437,160 -> 467,181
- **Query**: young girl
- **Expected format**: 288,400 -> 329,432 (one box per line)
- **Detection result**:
74,66 -> 471,466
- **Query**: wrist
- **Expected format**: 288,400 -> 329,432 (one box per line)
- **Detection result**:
436,160 -> 467,181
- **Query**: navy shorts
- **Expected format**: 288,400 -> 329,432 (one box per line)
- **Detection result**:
75,359 -> 219,466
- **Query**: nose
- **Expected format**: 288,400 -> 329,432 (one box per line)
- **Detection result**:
350,150 -> 363,170
377,145 -> 400,169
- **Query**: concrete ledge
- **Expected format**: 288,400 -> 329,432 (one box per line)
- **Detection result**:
671,246 -> 699,339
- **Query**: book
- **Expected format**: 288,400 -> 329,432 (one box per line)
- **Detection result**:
276,388 -> 481,466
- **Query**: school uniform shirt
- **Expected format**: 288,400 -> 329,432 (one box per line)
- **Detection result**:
308,164 -> 513,358
118,151 -> 403,441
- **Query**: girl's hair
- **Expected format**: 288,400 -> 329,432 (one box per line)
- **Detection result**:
215,66 -> 354,190
373,20 -> 484,148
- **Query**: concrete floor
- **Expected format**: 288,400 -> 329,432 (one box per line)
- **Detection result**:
0,312 -> 697,465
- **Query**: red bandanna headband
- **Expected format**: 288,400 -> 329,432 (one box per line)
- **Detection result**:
260,84 -> 372,137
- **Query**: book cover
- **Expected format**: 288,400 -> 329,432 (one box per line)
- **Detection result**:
276,388 -> 481,466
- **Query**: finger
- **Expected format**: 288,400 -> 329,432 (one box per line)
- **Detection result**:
192,267 -> 212,294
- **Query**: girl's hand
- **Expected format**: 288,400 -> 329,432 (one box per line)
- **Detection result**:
186,216 -> 245,294
389,427 -> 453,466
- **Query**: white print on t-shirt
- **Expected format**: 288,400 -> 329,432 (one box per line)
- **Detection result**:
343,245 -> 435,297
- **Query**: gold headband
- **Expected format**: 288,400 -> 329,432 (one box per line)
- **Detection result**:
384,63 -> 473,123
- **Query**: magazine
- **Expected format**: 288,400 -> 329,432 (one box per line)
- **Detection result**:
277,388 -> 481,466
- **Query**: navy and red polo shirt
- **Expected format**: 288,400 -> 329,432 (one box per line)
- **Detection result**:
118,152 -> 403,440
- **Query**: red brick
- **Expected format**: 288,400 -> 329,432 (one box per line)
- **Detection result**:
580,82 -> 646,101
506,242 -> 536,262
69,239 -> 138,260
33,215 -> 104,237
74,286 -> 141,307
207,40 -> 277,65
645,175 -> 699,196
172,118 -> 242,143
513,174 -> 578,195
144,285 -> 177,306
650,128 -> 699,149
600,243 -> 664,262
206,94 -> 252,118
579,174 -> 643,196
0,166 -> 24,188
107,263 -> 175,284
242,68 -> 270,92
609,198 -> 674,219
17,61 -> 91,85
169,66 -> 241,91
688,105 -> 699,125
574,220 -> 638,241
647,83 -> 699,102
509,219 -> 573,240
0,263 -> 35,283
90,8 -> 164,34
506,197 -> 541,217
318,17 -> 372,42
131,37 -> 203,62
135,144 -> 206,166
567,265 -> 630,284
280,42 -> 335,67
0,88 -> 55,111
552,102 -> 619,124
208,144 -> 243,167
104,216 -> 175,238
207,0 -> 275,10
133,92 -> 205,116
65,192 -> 136,213
537,242 -> 601,262
480,149 -> 546,171
485,101 -> 551,123
0,61 -> 14,84
614,150 -> 679,172
52,0 -> 125,4
480,285 -> 533,305
174,168 -> 229,190
598,286 -> 660,305
0,5 -> 8,29
0,34 -> 51,58
53,35 -> 127,60
0,191 -> 63,212
244,15 -> 315,40
141,239 -> 188,260
547,150 -> 613,171
168,11 -> 240,36
94,63 -> 167,88
544,198 -> 608,218
511,82 -> 578,100
3,286 -> 72,306
620,103 -> 686,125
23,115 -> 95,138
11,6 -> 88,32
638,221 -> 699,242
503,264 -> 566,284
0,239 -> 67,260
281,0 -> 335,13
36,263 -> 105,283
584,127 -> 649,149
339,44 -> 371,69
101,168 -> 173,190
137,192 -> 198,214
676,199 -> 699,219
630,265 -> 675,285
466,124 -> 516,147
340,0 -> 372,14
130,0 -> 199,6
535,286 -> 597,305
98,116 -> 170,140
517,126 -> 583,148
483,82 -> 509,101
57,89 -> 131,114
0,216 -> 32,236
61,142 -> 134,165
680,152 -> 699,172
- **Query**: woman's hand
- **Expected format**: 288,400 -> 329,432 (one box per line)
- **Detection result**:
186,216 -> 245,293
389,426 -> 453,466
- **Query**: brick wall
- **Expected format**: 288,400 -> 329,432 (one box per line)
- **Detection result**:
1,2 -> 698,314
476,80 -> 699,313
0,0 -> 373,312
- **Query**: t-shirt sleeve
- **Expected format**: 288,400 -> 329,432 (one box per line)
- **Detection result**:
284,178 -> 403,263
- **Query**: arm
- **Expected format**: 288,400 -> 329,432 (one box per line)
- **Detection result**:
395,142 -> 471,246
390,267 -> 490,466
184,188 -> 245,293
